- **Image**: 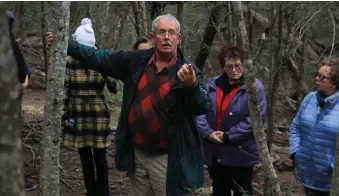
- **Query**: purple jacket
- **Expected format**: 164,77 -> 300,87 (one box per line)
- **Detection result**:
196,76 -> 267,167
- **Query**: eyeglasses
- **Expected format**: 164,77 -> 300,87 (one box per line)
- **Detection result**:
225,64 -> 242,71
316,72 -> 331,81
155,30 -> 178,38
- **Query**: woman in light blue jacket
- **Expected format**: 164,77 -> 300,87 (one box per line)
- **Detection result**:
290,57 -> 339,196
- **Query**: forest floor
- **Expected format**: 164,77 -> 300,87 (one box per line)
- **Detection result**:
21,88 -> 306,196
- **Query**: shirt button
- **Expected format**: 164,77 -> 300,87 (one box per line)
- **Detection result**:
217,159 -> 221,163
239,145 -> 242,149
229,112 -> 233,115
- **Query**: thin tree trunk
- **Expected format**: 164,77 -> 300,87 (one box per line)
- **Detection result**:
13,1 -> 23,37
177,2 -> 187,54
0,5 -> 25,196
139,1 -> 148,36
264,2 -> 284,195
41,2 -> 48,88
99,1 -> 111,48
226,2 -> 234,45
267,1 -> 284,154
39,2 -> 70,196
132,2 -> 142,38
231,2 -> 282,196
247,2 -> 253,53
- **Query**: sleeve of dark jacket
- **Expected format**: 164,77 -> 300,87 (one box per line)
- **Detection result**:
67,40 -> 131,80
183,64 -> 212,115
9,29 -> 27,83
103,76 -> 118,94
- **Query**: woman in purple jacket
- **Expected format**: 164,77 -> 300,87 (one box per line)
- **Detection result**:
196,46 -> 267,196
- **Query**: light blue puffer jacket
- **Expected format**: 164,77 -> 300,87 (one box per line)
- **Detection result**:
290,91 -> 339,191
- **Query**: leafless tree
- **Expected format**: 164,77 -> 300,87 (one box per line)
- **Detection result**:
39,2 -> 70,195
0,5 -> 25,196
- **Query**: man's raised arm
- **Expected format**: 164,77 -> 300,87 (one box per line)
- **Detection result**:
47,32 -> 131,80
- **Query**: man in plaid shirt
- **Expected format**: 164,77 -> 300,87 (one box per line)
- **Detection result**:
47,14 -> 211,196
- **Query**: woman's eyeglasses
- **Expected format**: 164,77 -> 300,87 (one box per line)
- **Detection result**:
225,64 -> 242,71
316,72 -> 331,81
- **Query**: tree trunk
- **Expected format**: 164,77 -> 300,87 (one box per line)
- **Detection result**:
0,6 -> 25,196
41,2 -> 48,88
99,1 -> 111,49
13,1 -> 23,37
231,2 -> 282,196
264,2 -> 284,195
132,2 -> 142,38
39,2 -> 70,196
226,2 -> 235,45
267,1 -> 284,154
194,3 -> 228,71
139,1 -> 148,36
177,2 -> 187,54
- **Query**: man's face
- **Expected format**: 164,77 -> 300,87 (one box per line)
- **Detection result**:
150,19 -> 181,55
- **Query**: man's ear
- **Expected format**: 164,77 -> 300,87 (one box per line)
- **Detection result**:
149,32 -> 155,43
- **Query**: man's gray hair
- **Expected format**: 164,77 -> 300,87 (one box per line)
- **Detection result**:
151,14 -> 181,33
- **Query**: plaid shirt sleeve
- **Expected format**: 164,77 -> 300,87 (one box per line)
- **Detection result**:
183,64 -> 212,115
67,40 -> 131,80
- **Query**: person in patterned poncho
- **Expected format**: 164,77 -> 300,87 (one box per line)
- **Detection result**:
62,18 -> 117,196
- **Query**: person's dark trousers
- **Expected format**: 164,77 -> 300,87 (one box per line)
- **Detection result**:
78,147 -> 110,196
304,187 -> 329,196
209,156 -> 254,196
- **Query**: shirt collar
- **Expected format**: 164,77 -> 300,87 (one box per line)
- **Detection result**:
148,52 -> 178,68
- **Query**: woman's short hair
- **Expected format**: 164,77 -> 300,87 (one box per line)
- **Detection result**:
317,56 -> 339,88
218,46 -> 245,68
133,37 -> 151,50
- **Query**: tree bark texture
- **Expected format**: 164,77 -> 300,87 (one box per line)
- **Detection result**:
231,2 -> 282,196
0,6 -> 25,196
99,1 -> 111,49
267,2 -> 284,153
38,2 -> 70,196
132,1 -> 143,38
139,1 -> 148,36
41,2 -> 48,88
177,2 -> 188,54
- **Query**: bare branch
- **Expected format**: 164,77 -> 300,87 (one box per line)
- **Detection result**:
328,8 -> 336,58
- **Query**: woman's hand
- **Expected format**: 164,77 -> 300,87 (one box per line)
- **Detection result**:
208,131 -> 224,144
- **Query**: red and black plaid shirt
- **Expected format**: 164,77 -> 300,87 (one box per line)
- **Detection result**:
128,53 -> 177,152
